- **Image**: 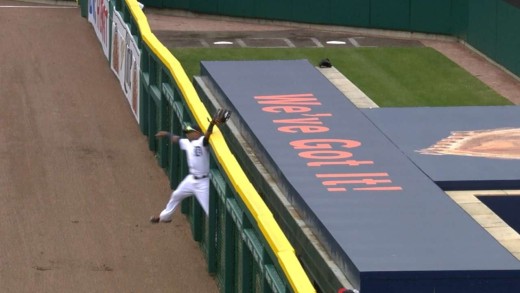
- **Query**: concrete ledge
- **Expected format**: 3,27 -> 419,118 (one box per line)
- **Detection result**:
446,190 -> 520,260
316,66 -> 378,109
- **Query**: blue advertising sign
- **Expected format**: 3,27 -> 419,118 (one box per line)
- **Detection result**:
200,60 -> 520,292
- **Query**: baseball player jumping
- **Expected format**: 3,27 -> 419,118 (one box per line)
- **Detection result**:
150,109 -> 231,223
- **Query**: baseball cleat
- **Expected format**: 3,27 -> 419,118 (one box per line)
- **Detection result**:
150,216 -> 172,223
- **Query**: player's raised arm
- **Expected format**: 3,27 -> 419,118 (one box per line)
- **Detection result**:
204,109 -> 232,145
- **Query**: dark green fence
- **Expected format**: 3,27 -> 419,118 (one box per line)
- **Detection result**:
81,0 -> 317,292
137,0 -> 520,77
468,0 -> 520,77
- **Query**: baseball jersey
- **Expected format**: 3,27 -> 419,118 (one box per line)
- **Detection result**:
179,136 -> 210,176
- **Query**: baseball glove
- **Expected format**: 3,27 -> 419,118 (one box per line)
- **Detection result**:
212,108 -> 232,125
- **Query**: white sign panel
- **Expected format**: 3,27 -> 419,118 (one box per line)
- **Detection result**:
88,0 -> 109,58
111,11 -> 141,123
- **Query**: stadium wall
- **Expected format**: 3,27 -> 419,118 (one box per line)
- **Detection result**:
137,0 -> 520,78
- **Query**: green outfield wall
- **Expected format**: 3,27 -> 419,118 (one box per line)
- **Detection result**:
137,0 -> 520,78
468,0 -> 520,78
79,0 -> 318,292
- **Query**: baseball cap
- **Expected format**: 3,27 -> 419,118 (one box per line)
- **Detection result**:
182,124 -> 202,133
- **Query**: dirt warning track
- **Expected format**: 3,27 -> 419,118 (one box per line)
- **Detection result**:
0,2 -> 218,292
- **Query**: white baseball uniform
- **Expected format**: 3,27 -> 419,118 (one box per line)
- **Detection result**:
159,136 -> 210,221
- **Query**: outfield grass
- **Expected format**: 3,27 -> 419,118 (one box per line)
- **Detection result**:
171,47 -> 512,107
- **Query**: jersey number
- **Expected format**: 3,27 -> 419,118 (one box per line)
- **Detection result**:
194,146 -> 203,157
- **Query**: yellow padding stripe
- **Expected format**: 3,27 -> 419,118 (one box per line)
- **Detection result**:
257,214 -> 294,253
125,1 -> 315,292
210,135 -> 273,218
278,251 -> 317,293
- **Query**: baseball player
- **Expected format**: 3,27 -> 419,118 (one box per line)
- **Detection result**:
150,109 -> 231,223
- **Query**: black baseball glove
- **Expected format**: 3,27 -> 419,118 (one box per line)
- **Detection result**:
212,108 -> 232,125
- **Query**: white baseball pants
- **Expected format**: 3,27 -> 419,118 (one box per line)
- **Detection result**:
159,174 -> 210,221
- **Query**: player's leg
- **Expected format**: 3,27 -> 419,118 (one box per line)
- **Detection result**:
193,178 -> 210,216
157,176 -> 194,222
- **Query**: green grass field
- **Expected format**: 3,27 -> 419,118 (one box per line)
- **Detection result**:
171,47 -> 512,107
